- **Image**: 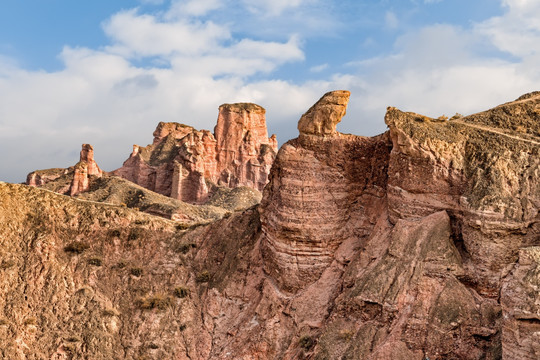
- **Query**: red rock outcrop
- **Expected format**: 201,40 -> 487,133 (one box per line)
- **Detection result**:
501,247 -> 540,359
7,91 -> 540,360
252,90 -> 538,358
70,144 -> 103,196
26,143 -> 102,196
260,90 -> 392,291
26,168 -> 68,187
113,103 -> 277,203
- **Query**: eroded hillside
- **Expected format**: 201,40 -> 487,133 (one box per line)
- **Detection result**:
1,91 -> 539,359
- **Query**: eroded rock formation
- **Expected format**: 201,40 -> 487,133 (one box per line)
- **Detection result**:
4,91 -> 540,359
70,144 -> 103,196
113,102 -> 277,203
260,90 -> 392,291
26,143 -> 103,196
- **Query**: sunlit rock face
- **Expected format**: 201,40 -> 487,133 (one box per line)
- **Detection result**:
113,103 -> 277,203
9,91 -> 540,359
70,144 -> 103,196
260,90 -> 392,292
26,143 -> 103,196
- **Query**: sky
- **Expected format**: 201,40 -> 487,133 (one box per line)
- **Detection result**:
0,0 -> 539,182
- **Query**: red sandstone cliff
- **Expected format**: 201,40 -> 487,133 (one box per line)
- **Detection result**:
6,91 -> 540,359
113,103 -> 277,203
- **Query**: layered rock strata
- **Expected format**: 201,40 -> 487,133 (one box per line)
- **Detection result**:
260,90 -> 392,291
501,247 -> 540,359
113,103 -> 277,203
5,91 -> 540,359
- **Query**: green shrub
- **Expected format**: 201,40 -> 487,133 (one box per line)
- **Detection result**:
130,267 -> 143,277
299,335 -> 314,351
0,259 -> 15,269
128,228 -> 142,241
196,271 -> 211,283
175,223 -> 190,230
177,242 -> 196,254
173,286 -> 189,298
64,242 -> 90,254
102,308 -> 119,317
88,257 -> 103,266
24,317 -> 37,326
108,229 -> 121,238
137,294 -> 172,310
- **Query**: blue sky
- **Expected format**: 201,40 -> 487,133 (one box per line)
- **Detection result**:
0,0 -> 538,182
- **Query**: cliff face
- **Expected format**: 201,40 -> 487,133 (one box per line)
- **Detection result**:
113,103 -> 277,203
260,91 -> 392,291
4,91 -> 540,359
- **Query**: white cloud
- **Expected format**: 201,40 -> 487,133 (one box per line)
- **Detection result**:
0,2 -> 310,182
166,0 -> 223,18
2,0 -> 540,184
103,9 -> 230,57
476,0 -> 540,57
242,0 -> 306,16
334,8 -> 540,137
310,63 -> 328,72
138,0 -> 165,4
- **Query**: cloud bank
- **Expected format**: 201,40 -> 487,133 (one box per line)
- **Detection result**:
0,0 -> 539,182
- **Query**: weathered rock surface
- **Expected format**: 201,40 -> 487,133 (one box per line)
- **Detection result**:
26,168 -> 68,188
70,144 -> 103,196
260,90 -> 391,291
501,247 -> 540,359
385,97 -> 540,297
4,91 -> 540,359
113,102 -> 277,203
26,144 -> 103,196
297,90 -> 350,136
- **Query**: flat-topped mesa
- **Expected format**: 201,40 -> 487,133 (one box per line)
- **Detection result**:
113,102 -> 278,204
297,90 -> 350,136
70,144 -> 103,196
215,102 -> 278,188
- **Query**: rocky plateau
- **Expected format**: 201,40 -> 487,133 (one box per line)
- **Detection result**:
1,90 -> 539,359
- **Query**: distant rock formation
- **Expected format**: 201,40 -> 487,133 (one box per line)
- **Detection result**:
70,144 -> 103,196
26,144 -> 102,196
113,103 -> 277,203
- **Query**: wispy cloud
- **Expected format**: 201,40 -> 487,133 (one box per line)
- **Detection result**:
0,1 -> 314,181
241,0 -> 307,16
166,0 -> 223,18
310,63 -> 328,72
